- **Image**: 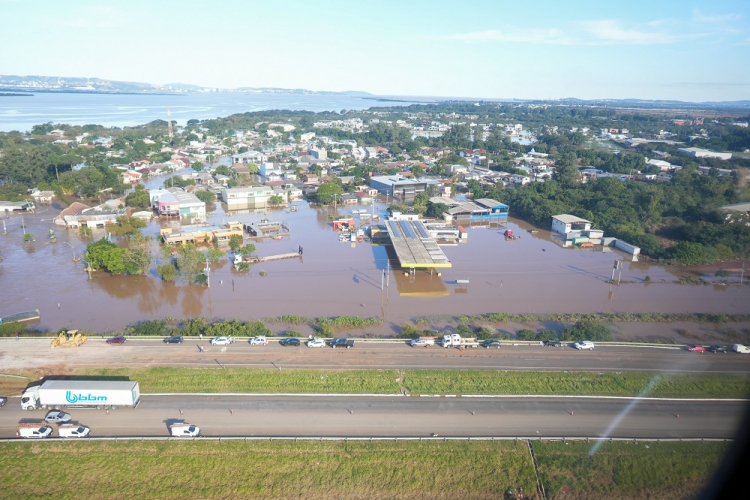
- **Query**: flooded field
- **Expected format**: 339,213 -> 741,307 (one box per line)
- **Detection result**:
1,193 -> 749,334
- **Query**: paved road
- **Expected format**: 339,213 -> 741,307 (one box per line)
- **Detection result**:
1,395 -> 746,439
3,338 -> 750,373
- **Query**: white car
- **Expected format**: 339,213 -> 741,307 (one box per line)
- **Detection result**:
17,426 -> 53,438
210,336 -> 234,346
307,338 -> 326,348
733,344 -> 750,353
59,424 -> 90,438
573,341 -> 595,350
410,338 -> 434,347
169,424 -> 200,437
249,336 -> 268,346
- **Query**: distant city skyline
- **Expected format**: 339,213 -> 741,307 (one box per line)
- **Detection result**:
2,0 -> 749,102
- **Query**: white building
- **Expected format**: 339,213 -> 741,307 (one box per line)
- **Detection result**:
551,214 -> 591,235
678,147 -> 732,160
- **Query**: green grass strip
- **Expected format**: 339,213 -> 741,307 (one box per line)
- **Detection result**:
4,368 -> 748,399
0,440 -> 537,499
402,370 -> 750,398
534,440 -> 729,498
76,367 -> 402,394
0,440 -> 728,499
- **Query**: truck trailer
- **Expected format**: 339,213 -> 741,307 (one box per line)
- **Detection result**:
21,380 -> 140,411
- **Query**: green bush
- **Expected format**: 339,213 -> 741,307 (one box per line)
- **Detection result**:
128,320 -> 168,337
562,321 -> 612,342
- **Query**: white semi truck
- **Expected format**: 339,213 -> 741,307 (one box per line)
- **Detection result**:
440,334 -> 479,348
21,380 -> 140,411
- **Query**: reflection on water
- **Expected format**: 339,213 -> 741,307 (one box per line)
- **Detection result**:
1,200 -> 749,332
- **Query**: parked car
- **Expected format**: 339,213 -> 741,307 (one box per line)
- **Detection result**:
0,396 -> 7,407
733,344 -> 750,354
706,345 -> 729,353
687,344 -> 706,353
164,336 -> 184,344
573,341 -> 595,351
541,339 -> 563,347
307,338 -> 326,348
59,425 -> 90,438
409,338 -> 434,347
210,336 -> 235,346
169,423 -> 200,437
44,410 -> 72,424
330,338 -> 354,349
280,337 -> 300,347
106,336 -> 126,344
481,340 -> 501,349
249,336 -> 268,346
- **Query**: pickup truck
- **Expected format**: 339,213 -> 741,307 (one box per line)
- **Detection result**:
330,338 -> 354,349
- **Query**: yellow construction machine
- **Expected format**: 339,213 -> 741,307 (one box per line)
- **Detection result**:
51,328 -> 87,348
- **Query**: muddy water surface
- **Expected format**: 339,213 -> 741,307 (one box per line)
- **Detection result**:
1,199 -> 748,334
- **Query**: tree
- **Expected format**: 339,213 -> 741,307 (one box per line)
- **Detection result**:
239,243 -> 256,255
121,232 -> 153,274
315,182 -> 343,204
269,194 -> 285,205
411,165 -> 424,177
228,234 -> 244,253
157,263 -> 178,282
195,190 -> 217,204
192,161 -> 205,172
84,238 -> 126,274
246,163 -> 259,174
214,165 -> 232,176
125,185 -> 151,209
175,243 -> 207,283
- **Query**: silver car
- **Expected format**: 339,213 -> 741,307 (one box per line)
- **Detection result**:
44,410 -> 72,424
573,341 -> 595,350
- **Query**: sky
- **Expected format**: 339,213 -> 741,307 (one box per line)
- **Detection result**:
1,0 -> 749,102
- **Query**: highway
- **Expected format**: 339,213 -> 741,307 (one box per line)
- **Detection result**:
1,395 -> 746,440
3,338 -> 750,373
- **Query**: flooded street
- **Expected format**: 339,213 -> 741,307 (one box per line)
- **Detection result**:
1,195 -> 749,334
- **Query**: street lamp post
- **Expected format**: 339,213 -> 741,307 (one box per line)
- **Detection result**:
63,242 -> 79,262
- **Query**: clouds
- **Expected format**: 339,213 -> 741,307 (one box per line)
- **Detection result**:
448,9 -> 745,47
446,28 -> 575,45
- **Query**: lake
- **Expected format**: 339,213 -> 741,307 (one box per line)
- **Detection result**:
0,92 -> 424,132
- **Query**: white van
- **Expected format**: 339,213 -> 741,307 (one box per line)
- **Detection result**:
58,424 -> 91,438
733,344 -> 750,354
17,425 -> 53,438
169,424 -> 200,437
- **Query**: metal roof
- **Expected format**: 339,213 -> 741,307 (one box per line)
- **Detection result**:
385,219 -> 451,268
552,214 -> 591,224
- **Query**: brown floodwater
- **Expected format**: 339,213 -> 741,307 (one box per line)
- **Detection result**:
1,197 -> 749,334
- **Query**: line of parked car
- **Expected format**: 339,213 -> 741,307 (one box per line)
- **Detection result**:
106,334 -> 750,355
687,344 -> 750,353
16,410 -> 90,438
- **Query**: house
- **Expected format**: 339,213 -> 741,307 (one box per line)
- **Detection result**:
369,175 -> 439,199
430,197 -> 509,224
29,189 -> 54,204
149,187 -> 207,221
53,202 -> 126,229
222,186 -> 274,210
122,171 -> 142,184
231,150 -> 265,165
552,214 -> 591,235
340,193 -> 358,205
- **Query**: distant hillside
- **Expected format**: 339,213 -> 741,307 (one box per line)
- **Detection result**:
0,74 -> 364,96
537,97 -> 750,110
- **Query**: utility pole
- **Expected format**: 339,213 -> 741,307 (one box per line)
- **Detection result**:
204,261 -> 211,288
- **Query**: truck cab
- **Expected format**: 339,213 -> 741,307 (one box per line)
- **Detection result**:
21,388 -> 40,411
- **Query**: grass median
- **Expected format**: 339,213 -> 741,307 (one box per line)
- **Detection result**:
2,368 -> 748,399
0,440 -> 537,499
0,440 -> 728,499
533,440 -> 728,499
